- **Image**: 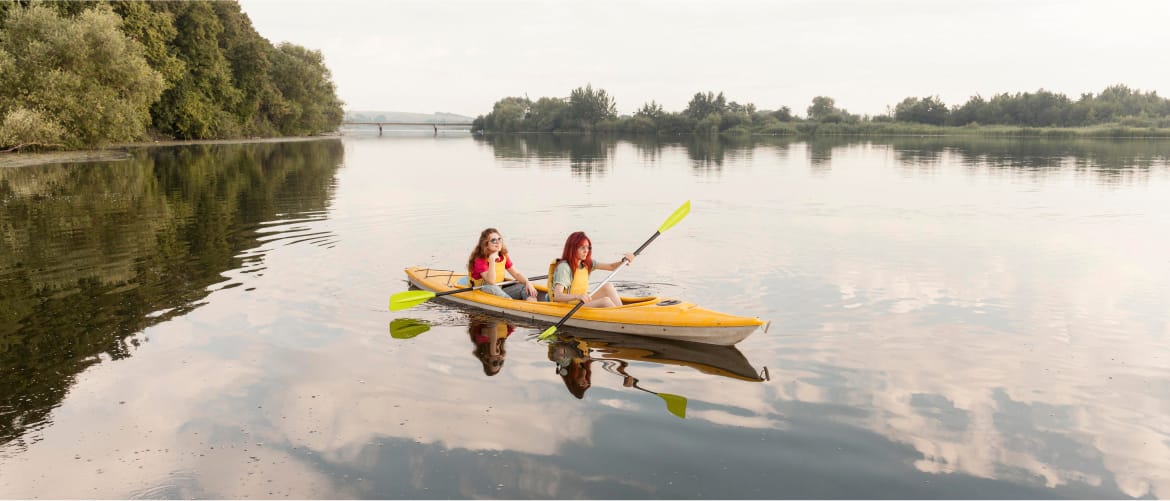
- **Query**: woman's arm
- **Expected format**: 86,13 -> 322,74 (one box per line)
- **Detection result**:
483,252 -> 500,284
506,266 -> 528,285
552,284 -> 591,304
508,266 -> 539,297
595,253 -> 635,271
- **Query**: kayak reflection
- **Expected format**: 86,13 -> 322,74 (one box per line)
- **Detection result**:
544,328 -> 767,417
468,314 -> 516,376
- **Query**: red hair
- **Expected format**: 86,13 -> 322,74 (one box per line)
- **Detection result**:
559,231 -> 593,273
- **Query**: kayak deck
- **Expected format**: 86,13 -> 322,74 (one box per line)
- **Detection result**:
404,267 -> 763,346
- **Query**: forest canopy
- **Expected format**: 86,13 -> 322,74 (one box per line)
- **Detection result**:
0,0 -> 343,151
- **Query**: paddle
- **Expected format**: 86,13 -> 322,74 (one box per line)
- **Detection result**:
389,274 -> 548,311
538,200 -> 691,340
389,318 -> 431,339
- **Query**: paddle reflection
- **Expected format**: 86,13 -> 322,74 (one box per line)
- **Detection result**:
546,334 -> 691,418
545,329 -> 767,417
467,315 -> 516,377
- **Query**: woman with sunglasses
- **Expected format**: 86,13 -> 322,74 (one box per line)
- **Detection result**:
467,228 -> 538,301
549,231 -> 635,308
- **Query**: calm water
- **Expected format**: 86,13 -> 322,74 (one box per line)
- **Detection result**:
1,133 -> 1168,498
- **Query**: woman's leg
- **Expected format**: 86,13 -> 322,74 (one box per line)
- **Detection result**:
500,283 -> 538,301
480,284 -> 509,298
501,283 -> 524,300
597,283 -> 623,307
583,297 -> 615,308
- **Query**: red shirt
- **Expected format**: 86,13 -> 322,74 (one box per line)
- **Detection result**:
470,255 -> 512,280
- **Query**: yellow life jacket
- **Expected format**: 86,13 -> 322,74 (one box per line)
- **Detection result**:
548,259 -> 590,301
473,322 -> 513,343
471,257 -> 507,287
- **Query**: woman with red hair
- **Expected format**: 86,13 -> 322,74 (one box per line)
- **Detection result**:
549,231 -> 634,308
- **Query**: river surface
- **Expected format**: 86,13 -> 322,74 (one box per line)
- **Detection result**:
1,133 -> 1167,498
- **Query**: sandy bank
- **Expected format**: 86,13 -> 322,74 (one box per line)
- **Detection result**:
0,135 -> 339,169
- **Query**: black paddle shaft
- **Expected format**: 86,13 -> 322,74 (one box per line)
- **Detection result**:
435,274 -> 548,298
632,231 -> 662,257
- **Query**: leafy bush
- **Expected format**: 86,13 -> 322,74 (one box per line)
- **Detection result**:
0,107 -> 66,151
0,5 -> 163,147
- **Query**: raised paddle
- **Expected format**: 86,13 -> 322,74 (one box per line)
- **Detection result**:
389,275 -> 548,311
538,200 -> 691,340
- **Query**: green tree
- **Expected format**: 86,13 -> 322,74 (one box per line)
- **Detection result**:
635,101 -> 665,120
769,106 -> 795,121
267,42 -> 344,135
893,95 -> 949,125
109,1 -> 184,85
481,97 -> 530,133
149,1 -> 241,139
0,4 -> 163,148
807,96 -> 841,121
685,91 -> 726,120
211,0 -> 282,135
950,94 -> 985,125
566,84 -> 617,131
527,97 -> 568,132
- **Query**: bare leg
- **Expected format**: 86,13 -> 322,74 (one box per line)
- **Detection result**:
583,297 -> 615,308
597,283 -> 622,307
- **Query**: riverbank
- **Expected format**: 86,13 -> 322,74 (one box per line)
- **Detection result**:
0,134 -> 339,169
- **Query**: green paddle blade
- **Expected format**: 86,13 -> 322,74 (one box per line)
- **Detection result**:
389,318 -> 431,339
657,200 -> 691,234
537,325 -> 558,340
658,393 -> 688,419
389,290 -> 437,311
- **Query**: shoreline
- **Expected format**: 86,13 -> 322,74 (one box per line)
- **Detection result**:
0,134 -> 339,169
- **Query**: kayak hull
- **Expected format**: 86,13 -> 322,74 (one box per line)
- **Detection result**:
405,267 -> 763,346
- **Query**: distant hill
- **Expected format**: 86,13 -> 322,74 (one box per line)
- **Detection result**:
344,111 -> 474,123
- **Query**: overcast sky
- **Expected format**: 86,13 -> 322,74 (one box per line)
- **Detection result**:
237,0 -> 1170,118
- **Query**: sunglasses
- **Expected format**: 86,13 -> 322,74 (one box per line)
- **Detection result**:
490,237 -> 503,244
578,245 -> 591,251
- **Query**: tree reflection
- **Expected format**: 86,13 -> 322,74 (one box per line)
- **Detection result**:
476,133 -> 1167,184
477,134 -> 617,179
0,139 -> 344,447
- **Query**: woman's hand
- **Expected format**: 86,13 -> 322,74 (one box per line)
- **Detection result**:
623,252 -> 635,265
525,282 -> 538,299
578,292 -> 593,303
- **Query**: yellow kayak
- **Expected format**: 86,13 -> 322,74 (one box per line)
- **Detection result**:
405,267 -> 764,346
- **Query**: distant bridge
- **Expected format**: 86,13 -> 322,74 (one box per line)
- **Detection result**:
342,121 -> 474,135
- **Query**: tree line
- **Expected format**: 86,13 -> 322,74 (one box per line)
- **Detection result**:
474,84 -> 1170,135
0,1 -> 344,151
